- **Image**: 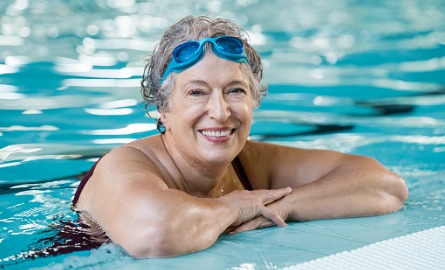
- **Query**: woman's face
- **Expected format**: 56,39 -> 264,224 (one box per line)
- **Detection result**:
161,50 -> 254,166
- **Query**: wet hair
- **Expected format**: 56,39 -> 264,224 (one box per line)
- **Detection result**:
140,15 -> 267,133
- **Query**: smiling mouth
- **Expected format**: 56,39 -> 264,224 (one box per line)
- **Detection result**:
199,129 -> 235,138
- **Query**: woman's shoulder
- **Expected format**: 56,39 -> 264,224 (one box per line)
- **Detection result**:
247,139 -> 327,155
239,140 -> 317,188
241,139 -> 303,157
93,134 -> 178,187
112,134 -> 164,158
97,135 -> 166,171
237,140 -> 281,189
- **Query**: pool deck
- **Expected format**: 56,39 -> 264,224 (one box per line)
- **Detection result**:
285,225 -> 445,270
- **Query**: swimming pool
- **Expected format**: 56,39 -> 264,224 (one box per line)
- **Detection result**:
1,0 -> 444,269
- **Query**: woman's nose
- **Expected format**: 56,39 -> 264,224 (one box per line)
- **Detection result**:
208,92 -> 230,122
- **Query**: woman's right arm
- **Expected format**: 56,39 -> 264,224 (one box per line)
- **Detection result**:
77,146 -> 291,258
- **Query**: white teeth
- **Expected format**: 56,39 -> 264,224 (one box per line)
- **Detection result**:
201,130 -> 231,137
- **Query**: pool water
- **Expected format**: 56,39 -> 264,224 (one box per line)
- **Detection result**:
1,0 -> 445,269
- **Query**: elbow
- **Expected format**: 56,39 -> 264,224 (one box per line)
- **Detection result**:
117,224 -> 181,259
379,171 -> 409,214
390,172 -> 409,209
396,175 -> 409,206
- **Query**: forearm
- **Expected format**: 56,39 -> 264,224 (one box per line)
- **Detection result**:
110,185 -> 292,258
283,156 -> 408,221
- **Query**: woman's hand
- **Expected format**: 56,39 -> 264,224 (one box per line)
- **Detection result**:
216,187 -> 292,231
229,193 -> 291,234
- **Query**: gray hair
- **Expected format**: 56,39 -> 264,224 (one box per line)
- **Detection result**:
141,15 -> 267,133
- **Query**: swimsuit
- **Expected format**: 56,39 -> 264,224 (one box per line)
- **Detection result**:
72,156 -> 252,206
232,156 -> 253,191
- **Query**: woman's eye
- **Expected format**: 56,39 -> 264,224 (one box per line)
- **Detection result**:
229,88 -> 247,95
188,89 -> 205,96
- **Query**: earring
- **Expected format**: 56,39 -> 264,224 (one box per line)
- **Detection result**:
157,119 -> 166,134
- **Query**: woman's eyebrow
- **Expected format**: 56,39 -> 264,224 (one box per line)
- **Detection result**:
183,79 -> 247,88
225,79 -> 248,87
183,80 -> 209,88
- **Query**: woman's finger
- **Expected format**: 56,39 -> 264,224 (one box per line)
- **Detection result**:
260,205 -> 287,226
231,217 -> 274,234
260,187 -> 292,205
231,205 -> 288,234
217,187 -> 292,227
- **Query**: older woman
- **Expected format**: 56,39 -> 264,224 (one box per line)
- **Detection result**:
72,15 -> 408,258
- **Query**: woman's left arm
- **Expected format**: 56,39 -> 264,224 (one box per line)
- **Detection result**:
233,141 -> 408,232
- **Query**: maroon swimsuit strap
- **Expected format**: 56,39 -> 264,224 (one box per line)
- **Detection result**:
72,158 -> 101,206
232,155 -> 253,190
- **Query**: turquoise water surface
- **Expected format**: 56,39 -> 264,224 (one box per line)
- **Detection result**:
1,0 -> 445,269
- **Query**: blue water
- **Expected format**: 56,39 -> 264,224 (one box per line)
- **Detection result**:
1,0 -> 445,269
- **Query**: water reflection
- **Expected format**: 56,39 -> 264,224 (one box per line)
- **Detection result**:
82,123 -> 156,135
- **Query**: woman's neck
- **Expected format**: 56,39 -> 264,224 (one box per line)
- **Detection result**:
161,133 -> 232,197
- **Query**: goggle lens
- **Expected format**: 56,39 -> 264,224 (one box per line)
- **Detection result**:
174,41 -> 200,63
215,36 -> 243,53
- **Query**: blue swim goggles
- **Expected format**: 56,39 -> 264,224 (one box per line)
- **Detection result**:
161,36 -> 249,83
